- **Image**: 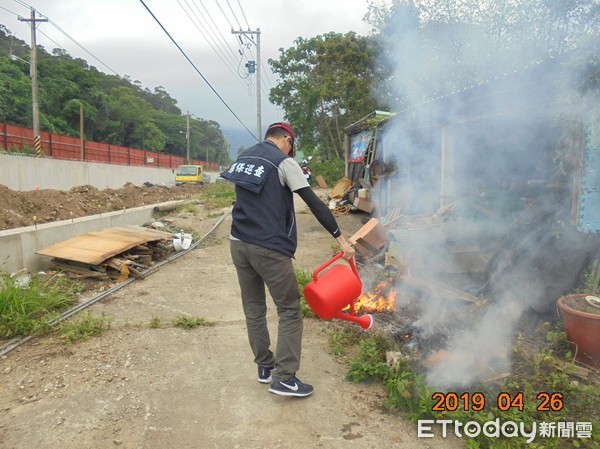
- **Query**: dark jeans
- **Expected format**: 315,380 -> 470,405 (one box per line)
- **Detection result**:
230,239 -> 303,382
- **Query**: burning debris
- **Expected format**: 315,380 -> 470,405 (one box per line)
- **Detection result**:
343,197 -> 600,389
323,34 -> 600,386
353,277 -> 398,313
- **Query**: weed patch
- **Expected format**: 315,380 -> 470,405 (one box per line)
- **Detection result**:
59,312 -> 111,343
0,272 -> 81,339
171,316 -> 216,329
296,268 -> 316,318
200,183 -> 236,210
337,324 -> 600,448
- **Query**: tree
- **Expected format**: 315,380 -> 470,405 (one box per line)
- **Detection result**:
141,86 -> 181,115
0,25 -> 229,157
0,58 -> 32,127
269,32 -> 390,160
134,121 -> 165,152
190,118 -> 229,165
103,86 -> 164,149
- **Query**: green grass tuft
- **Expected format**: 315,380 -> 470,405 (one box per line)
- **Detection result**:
0,272 -> 80,339
171,316 -> 216,329
59,312 -> 111,344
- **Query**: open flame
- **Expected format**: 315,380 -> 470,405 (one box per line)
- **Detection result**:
353,280 -> 397,313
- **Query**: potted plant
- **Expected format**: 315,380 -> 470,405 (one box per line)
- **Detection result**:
557,293 -> 600,368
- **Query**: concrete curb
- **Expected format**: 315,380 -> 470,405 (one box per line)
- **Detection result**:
0,200 -> 186,274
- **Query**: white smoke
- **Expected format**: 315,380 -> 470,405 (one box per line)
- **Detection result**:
374,1 -> 599,388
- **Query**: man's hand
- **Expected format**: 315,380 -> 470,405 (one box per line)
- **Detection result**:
336,235 -> 355,260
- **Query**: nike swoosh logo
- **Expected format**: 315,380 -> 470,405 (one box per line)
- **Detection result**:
280,382 -> 299,391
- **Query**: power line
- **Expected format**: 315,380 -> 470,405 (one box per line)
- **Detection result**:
225,1 -> 279,119
225,0 -> 243,30
44,17 -> 119,75
192,1 -> 274,115
8,0 -> 280,130
214,0 -> 235,30
180,0 -> 259,99
0,5 -> 19,15
184,0 -> 236,67
139,0 -> 257,141
37,28 -> 71,54
236,0 -> 250,30
226,1 -> 276,102
9,0 -> 120,76
193,0 -> 241,64
184,0 -> 262,90
178,0 -> 242,83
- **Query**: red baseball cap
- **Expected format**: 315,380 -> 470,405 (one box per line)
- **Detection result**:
267,122 -> 296,156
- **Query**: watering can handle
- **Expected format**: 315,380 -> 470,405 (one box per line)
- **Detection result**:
312,252 -> 359,281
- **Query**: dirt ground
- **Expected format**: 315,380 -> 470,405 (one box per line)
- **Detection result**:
0,185 -> 465,449
0,183 -> 207,231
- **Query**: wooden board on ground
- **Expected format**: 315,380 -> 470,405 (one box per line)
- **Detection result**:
36,226 -> 173,265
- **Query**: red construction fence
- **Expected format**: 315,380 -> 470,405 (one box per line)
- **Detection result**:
0,122 -> 218,170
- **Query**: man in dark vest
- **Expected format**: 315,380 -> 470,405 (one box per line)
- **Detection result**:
221,122 -> 355,397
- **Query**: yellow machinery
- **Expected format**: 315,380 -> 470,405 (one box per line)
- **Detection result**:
175,165 -> 204,185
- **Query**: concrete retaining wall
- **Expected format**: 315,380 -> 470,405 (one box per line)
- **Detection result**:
0,201 -> 182,274
0,153 -> 177,191
0,154 -> 224,274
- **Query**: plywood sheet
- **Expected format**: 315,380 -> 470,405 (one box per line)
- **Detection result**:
36,226 -> 173,265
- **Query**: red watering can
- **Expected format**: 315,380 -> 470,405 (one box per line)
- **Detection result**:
304,252 -> 373,330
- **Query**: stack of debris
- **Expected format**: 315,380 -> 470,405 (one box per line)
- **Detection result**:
323,177 -> 374,215
36,226 -> 177,281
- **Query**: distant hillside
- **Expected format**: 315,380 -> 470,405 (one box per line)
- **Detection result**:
0,25 -> 230,164
222,127 -> 259,160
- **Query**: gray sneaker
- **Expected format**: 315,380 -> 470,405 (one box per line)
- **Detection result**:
269,376 -> 313,397
258,365 -> 273,384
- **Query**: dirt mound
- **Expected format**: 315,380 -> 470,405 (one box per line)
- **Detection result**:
0,183 -> 204,231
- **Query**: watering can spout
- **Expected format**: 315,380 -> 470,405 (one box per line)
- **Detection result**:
333,311 -> 373,330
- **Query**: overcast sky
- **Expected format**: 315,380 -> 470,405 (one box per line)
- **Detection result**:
0,0 -> 378,140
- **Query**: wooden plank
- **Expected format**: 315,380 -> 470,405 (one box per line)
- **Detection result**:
316,175 -> 329,189
51,260 -> 108,278
36,226 -> 172,265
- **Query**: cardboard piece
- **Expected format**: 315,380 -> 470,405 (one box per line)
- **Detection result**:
316,175 -> 329,189
328,177 -> 353,199
349,218 -> 389,256
353,197 -> 373,213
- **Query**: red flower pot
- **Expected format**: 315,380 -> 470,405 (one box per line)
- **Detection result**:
557,295 -> 600,368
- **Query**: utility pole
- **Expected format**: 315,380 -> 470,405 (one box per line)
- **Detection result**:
232,28 -> 261,139
19,9 -> 47,157
186,112 -> 190,164
80,102 -> 85,161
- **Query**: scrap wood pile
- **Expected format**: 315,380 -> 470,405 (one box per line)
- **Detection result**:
347,213 -> 510,384
323,177 -> 374,216
49,241 -> 170,281
348,214 -> 600,385
36,226 -> 180,281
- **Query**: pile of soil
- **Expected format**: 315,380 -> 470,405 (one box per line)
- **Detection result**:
0,183 -> 204,231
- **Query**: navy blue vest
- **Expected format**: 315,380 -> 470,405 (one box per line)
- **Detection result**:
220,140 -> 297,257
